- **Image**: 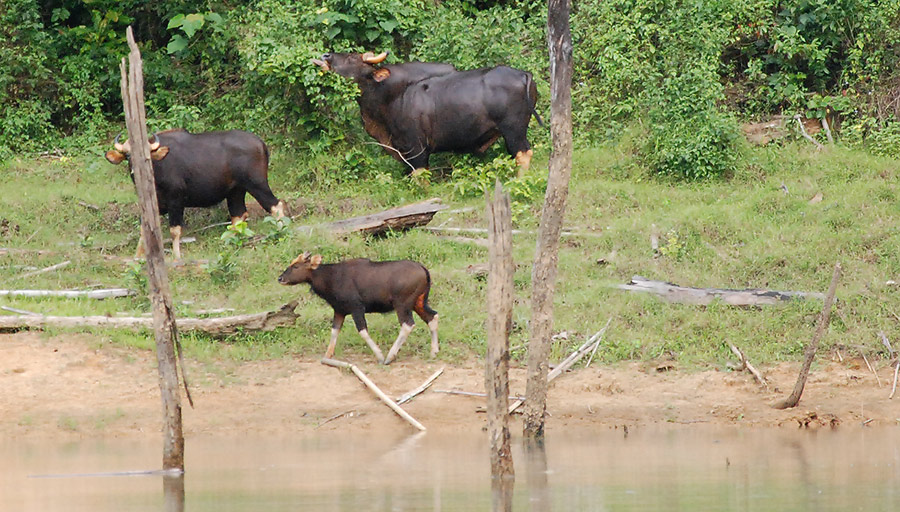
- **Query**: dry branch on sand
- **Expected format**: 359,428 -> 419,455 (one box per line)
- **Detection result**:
729,343 -> 769,391
321,358 -> 426,431
0,301 -> 300,335
508,323 -> 611,414
395,368 -> 444,405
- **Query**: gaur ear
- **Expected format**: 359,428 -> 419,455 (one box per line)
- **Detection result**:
372,68 -> 391,82
151,146 -> 170,161
310,254 -> 323,269
105,150 -> 126,164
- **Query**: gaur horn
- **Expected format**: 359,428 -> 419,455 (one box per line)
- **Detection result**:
148,132 -> 161,151
113,132 -> 128,152
361,51 -> 388,64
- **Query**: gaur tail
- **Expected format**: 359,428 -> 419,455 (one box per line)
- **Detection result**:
418,267 -> 438,317
525,73 -> 545,128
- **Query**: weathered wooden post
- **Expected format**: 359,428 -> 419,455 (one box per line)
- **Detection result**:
486,180 -> 515,488
773,262 -> 841,409
523,0 -> 574,439
120,26 -> 185,470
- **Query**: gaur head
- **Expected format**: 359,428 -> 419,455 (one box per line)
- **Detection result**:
311,51 -> 391,83
278,252 -> 324,285
104,132 -> 170,165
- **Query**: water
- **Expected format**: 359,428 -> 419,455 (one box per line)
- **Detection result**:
3,427 -> 899,511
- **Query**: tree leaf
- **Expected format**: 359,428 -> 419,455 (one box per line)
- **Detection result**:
379,20 -> 398,32
167,13 -> 185,30
181,13 -> 206,38
167,34 -> 189,54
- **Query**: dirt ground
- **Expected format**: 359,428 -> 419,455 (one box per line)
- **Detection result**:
2,331 -> 897,440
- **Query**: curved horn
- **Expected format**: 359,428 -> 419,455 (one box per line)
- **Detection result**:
361,51 -> 388,64
113,132 -> 127,152
148,132 -> 160,151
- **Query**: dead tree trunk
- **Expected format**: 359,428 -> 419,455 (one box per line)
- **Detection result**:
524,0 -> 574,439
121,26 -> 185,471
486,181 -> 515,481
773,262 -> 841,409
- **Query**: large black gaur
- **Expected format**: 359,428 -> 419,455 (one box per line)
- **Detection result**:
278,252 -> 439,365
311,51 -> 542,173
105,129 -> 285,259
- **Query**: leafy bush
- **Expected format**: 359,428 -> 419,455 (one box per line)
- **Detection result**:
451,155 -> 547,222
643,109 -> 741,180
0,0 -> 57,156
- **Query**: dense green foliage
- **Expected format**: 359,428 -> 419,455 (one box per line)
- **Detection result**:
2,0 -> 899,179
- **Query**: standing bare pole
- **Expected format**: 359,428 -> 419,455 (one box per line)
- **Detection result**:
121,26 -> 185,470
523,0 -> 574,439
486,181 -> 515,482
773,262 -> 841,409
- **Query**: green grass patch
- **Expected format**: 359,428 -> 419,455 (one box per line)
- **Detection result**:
2,141 -> 899,369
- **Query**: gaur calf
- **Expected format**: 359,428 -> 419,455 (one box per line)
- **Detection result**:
105,129 -> 285,259
278,252 -> 439,364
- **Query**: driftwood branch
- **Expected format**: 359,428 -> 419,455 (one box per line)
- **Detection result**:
434,389 -> 526,401
794,114 -> 825,150
1,305 -> 40,315
320,357 -> 426,431
821,115 -> 835,145
297,198 -> 447,236
0,301 -> 300,334
395,368 -> 444,405
421,226 -> 602,238
0,288 -> 134,299
617,276 -> 825,306
860,349 -> 882,388
729,343 -> 769,390
773,262 -> 841,409
879,331 -> 899,399
509,326 -> 608,414
19,260 -> 71,279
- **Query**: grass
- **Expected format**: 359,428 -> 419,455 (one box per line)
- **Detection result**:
2,139 -> 900,371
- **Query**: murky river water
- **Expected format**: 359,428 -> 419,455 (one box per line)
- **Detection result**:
3,427 -> 898,511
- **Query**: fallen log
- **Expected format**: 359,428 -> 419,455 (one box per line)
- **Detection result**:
616,276 -> 825,306
0,288 -> 134,299
321,357 -> 426,431
0,300 -> 300,334
298,198 -> 447,236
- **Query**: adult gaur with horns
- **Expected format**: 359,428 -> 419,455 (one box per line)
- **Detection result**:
311,51 -> 542,173
105,129 -> 285,259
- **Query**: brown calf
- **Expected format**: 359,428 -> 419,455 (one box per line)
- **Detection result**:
278,252 -> 438,364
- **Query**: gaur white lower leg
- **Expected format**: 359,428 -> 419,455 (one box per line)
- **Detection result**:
514,149 -> 533,176
357,329 -> 385,364
428,315 -> 439,358
170,225 -> 182,260
270,201 -> 286,219
324,314 -> 345,359
384,323 -> 414,365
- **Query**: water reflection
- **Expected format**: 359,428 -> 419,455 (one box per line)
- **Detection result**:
524,438 -> 550,512
3,428 -> 899,511
163,474 -> 184,512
